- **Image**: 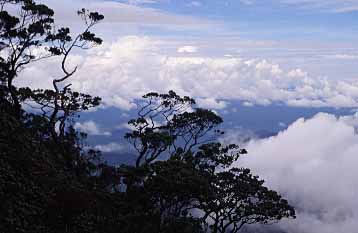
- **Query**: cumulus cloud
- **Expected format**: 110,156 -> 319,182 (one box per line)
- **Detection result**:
196,98 -> 228,109
177,45 -> 198,53
234,113 -> 358,233
243,101 -> 254,107
74,121 -> 112,136
15,36 -> 358,110
94,142 -> 124,153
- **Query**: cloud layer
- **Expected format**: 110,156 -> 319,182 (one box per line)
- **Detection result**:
16,36 -> 358,110
237,113 -> 358,233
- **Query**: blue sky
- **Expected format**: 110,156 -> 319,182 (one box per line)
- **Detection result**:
115,0 -> 358,41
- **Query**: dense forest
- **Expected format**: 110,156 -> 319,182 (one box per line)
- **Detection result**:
0,1 -> 295,232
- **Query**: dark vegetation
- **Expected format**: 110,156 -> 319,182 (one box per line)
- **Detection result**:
0,1 -> 296,232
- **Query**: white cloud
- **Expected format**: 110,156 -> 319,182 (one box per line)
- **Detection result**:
243,101 -> 254,107
236,113 -> 358,233
278,122 -> 286,127
187,1 -> 203,7
177,45 -> 199,53
94,142 -> 124,153
324,54 -> 358,60
104,96 -> 137,111
74,121 -> 111,136
124,0 -> 158,5
334,5 -> 358,12
16,36 -> 358,110
220,127 -> 257,145
287,68 -> 307,78
196,98 -> 227,109
239,0 -> 254,5
117,122 -> 137,131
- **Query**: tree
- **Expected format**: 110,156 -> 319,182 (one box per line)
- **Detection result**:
0,1 -> 109,233
202,167 -> 294,233
125,91 -> 224,167
0,0 -> 103,139
123,91 -> 296,232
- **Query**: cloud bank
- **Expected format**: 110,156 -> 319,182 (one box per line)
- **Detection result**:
16,36 -> 358,110
236,113 -> 358,233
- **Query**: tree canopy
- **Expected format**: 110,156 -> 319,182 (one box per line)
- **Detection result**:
0,1 -> 296,233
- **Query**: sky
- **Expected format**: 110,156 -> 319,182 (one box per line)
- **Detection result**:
16,1 -> 358,232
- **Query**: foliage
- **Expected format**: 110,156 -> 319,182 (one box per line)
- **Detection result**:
0,1 -> 296,233
121,90 -> 296,232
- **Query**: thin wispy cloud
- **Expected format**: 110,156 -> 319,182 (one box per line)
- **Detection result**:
41,0 -> 219,31
186,1 -> 203,7
279,0 -> 358,12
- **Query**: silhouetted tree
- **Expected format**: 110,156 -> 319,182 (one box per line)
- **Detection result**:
0,1 -> 107,232
0,0 -> 103,137
125,91 -> 224,167
122,91 -> 296,232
